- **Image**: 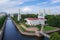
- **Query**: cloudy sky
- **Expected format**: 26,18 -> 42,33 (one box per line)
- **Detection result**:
0,0 -> 60,14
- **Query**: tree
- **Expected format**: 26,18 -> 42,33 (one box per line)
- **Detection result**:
45,15 -> 60,27
21,14 -> 37,19
50,32 -> 60,40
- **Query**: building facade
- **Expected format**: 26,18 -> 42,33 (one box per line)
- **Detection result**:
25,18 -> 46,26
25,10 -> 46,26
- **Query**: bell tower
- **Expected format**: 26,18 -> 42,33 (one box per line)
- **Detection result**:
18,9 -> 21,21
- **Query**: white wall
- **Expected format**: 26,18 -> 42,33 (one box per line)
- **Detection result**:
26,19 -> 46,26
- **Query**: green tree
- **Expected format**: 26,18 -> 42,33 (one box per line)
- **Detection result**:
21,14 -> 37,19
45,15 -> 60,27
50,32 -> 60,40
0,16 -> 6,29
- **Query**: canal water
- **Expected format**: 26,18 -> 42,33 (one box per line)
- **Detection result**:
3,17 -> 48,40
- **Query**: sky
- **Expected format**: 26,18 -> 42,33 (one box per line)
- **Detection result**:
0,0 -> 60,14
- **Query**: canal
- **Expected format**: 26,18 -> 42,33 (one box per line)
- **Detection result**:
3,17 -> 38,40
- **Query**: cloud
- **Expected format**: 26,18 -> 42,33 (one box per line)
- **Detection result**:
0,0 -> 8,3
0,0 -> 24,8
0,0 -> 35,13
0,0 -> 60,14
51,0 -> 60,3
22,7 -> 32,12
21,5 -> 60,14
37,2 -> 48,5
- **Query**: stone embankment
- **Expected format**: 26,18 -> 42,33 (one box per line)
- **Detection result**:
0,19 -> 7,40
13,20 -> 60,37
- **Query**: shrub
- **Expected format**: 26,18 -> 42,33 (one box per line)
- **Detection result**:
50,32 -> 60,40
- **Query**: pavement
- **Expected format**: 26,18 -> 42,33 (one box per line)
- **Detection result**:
21,24 -> 38,31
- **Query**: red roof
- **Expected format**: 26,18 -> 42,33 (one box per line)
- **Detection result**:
26,18 -> 45,20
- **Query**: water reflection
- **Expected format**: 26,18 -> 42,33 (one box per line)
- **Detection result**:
44,37 -> 49,40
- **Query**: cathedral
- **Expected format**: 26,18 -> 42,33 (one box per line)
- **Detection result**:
25,10 -> 47,26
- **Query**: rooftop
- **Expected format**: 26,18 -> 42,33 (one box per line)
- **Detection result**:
25,18 -> 46,20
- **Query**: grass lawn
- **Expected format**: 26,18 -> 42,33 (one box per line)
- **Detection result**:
19,25 -> 35,33
19,26 -> 26,32
36,25 -> 57,31
44,26 -> 57,31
